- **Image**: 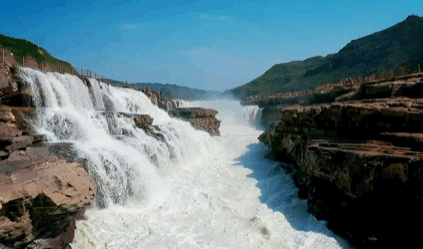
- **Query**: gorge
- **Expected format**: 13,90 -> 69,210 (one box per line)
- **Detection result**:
0,66 -> 350,248
2,14 -> 423,249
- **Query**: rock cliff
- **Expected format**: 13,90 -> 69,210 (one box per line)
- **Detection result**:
169,108 -> 221,136
258,74 -> 423,248
0,63 -> 95,248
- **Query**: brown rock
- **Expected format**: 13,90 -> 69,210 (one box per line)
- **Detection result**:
258,74 -> 423,248
134,114 -> 154,129
169,107 -> 221,136
0,144 -> 95,248
0,107 -> 15,123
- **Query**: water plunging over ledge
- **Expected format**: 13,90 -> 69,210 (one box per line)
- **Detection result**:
19,68 -> 350,248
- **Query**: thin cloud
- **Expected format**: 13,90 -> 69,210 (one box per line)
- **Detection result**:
119,23 -> 137,31
199,14 -> 230,21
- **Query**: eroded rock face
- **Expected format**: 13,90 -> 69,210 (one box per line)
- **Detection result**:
0,65 -> 95,248
258,74 -> 423,248
169,107 -> 221,136
0,145 -> 95,248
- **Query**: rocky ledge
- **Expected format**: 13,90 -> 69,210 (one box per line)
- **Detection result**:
169,107 -> 221,136
127,85 -> 221,136
258,74 -> 423,248
0,106 -> 95,249
0,64 -> 96,249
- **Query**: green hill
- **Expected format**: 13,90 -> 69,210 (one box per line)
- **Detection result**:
227,14 -> 423,100
0,33 -> 77,74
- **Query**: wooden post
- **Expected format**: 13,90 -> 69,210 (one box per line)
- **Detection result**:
95,73 -> 97,79
2,49 -> 4,63
419,64 -> 421,73
59,66 -> 61,73
23,57 -> 25,67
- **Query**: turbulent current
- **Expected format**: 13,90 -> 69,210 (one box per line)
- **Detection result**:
19,67 -> 350,249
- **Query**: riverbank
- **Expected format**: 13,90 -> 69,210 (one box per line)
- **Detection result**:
258,74 -> 423,248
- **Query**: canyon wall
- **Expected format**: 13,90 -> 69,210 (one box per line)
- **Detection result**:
258,74 -> 423,248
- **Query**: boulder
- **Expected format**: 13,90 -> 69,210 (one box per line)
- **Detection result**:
134,114 -> 154,129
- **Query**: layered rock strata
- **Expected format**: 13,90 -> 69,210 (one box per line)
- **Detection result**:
169,107 -> 221,136
0,64 -> 96,248
258,74 -> 423,248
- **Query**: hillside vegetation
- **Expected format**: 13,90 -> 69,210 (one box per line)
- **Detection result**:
0,33 -> 77,73
228,15 -> 423,100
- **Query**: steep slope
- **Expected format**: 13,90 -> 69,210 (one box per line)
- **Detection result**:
0,34 -> 77,74
228,14 -> 423,100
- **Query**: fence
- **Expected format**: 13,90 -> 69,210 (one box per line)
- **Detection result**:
338,63 -> 422,85
246,61 -> 423,102
364,64 -> 421,82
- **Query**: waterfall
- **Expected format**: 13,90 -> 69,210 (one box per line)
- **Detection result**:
243,105 -> 263,129
18,67 -> 349,248
151,94 -> 158,106
19,67 -> 217,208
88,78 -> 105,110
166,100 -> 174,111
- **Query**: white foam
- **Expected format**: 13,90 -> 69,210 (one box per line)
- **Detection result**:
18,67 -> 349,249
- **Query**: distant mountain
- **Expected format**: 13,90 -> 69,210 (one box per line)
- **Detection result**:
227,14 -> 423,100
133,82 -> 225,100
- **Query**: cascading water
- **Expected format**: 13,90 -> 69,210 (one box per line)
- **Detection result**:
19,67 -> 217,208
20,67 -> 350,248
166,100 -> 174,111
242,105 -> 263,129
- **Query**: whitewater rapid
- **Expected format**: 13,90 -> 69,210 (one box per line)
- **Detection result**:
18,67 -> 350,249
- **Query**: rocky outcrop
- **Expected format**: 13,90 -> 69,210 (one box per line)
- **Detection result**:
139,88 -> 221,136
133,114 -> 154,130
258,74 -> 423,248
169,108 -> 221,136
0,63 -> 95,248
243,81 -> 361,127
0,144 -> 95,249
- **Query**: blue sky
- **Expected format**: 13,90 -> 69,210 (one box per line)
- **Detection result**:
1,0 -> 422,91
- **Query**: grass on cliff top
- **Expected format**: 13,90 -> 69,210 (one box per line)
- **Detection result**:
0,33 -> 78,74
229,14 -> 423,100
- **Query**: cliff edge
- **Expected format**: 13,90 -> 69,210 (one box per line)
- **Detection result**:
259,74 -> 423,248
0,63 -> 96,248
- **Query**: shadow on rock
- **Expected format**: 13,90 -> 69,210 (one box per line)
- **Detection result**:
233,142 -> 351,249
